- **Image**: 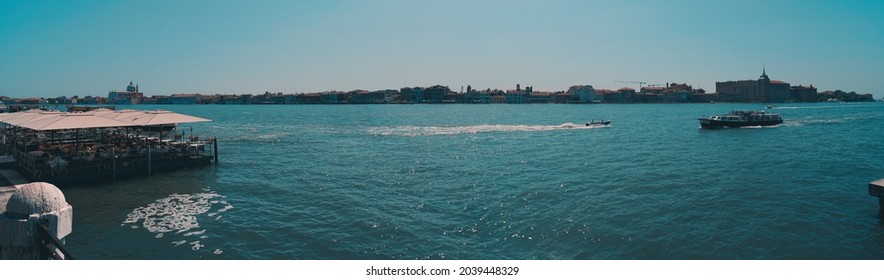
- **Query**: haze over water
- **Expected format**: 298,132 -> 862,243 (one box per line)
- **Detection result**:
63,103 -> 884,259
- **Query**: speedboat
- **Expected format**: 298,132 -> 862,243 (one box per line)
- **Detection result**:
586,120 -> 611,126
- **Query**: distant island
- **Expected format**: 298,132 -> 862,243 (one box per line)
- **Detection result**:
0,70 -> 877,109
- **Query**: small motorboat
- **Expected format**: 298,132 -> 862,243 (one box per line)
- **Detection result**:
586,119 -> 611,126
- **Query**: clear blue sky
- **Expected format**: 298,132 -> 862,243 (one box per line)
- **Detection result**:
1,0 -> 882,98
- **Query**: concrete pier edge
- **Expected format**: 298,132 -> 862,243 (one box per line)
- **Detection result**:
869,179 -> 884,219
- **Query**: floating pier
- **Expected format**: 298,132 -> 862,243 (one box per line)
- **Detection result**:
0,109 -> 215,185
869,179 -> 884,219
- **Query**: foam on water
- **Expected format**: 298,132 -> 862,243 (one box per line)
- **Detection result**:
774,104 -> 878,110
368,122 -> 609,136
783,113 -> 878,127
122,191 -> 233,253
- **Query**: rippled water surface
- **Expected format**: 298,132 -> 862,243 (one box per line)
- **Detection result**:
61,103 -> 884,259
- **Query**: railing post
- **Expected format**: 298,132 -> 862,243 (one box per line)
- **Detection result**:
147,144 -> 151,176
213,138 -> 218,164
112,148 -> 116,182
0,182 -> 73,260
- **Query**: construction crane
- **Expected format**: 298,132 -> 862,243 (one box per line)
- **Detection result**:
615,81 -> 646,89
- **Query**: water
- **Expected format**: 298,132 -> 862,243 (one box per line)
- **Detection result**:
60,103 -> 884,259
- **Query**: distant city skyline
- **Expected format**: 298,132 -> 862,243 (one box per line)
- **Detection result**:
1,0 -> 882,99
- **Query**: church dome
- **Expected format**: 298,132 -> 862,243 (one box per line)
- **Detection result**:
127,81 -> 136,92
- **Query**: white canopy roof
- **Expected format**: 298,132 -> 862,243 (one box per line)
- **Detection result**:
116,110 -> 211,126
0,109 -> 211,131
98,109 -> 146,120
3,111 -> 65,126
0,109 -> 46,122
16,112 -> 138,131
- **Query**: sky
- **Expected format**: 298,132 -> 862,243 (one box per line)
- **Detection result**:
1,0 -> 882,98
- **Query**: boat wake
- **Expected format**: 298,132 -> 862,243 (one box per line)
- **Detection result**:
773,104 -> 878,110
783,114 -> 877,127
368,122 -> 607,136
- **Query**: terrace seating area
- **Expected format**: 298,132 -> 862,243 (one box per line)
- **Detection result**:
0,109 -> 214,183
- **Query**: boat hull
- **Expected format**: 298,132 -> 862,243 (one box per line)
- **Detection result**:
586,121 -> 611,126
698,118 -> 783,129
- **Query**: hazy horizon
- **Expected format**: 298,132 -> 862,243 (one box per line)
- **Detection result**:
1,0 -> 882,98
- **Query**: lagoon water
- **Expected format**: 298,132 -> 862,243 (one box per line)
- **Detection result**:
61,103 -> 884,259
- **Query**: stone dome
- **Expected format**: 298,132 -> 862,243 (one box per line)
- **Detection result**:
127,81 -> 136,92
5,182 -> 67,218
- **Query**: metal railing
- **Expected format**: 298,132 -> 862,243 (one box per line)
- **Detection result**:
8,140 -> 215,181
36,223 -> 75,260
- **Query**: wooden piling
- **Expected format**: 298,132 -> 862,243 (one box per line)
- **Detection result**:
213,139 -> 218,164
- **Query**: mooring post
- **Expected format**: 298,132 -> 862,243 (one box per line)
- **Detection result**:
868,179 -> 884,219
213,138 -> 218,164
111,148 -> 116,182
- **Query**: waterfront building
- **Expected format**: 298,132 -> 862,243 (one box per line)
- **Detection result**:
491,95 -> 507,104
107,81 -> 145,104
790,85 -> 818,102
505,90 -> 526,104
663,90 -> 690,103
692,93 -> 721,103
268,92 -> 293,104
320,91 -> 349,104
567,85 -> 599,103
348,90 -> 390,104
169,94 -> 201,104
464,90 -> 491,104
600,88 -> 634,103
594,88 -> 614,103
249,92 -> 284,104
295,93 -> 321,104
400,87 -> 424,104
716,69 -> 791,103
424,85 -> 450,103
552,91 -> 571,103
370,90 -> 396,104
618,87 -> 636,103
220,94 -> 243,104
667,82 -> 692,92
444,91 -> 465,103
349,90 -> 371,104
632,83 -> 692,103
527,91 -> 551,104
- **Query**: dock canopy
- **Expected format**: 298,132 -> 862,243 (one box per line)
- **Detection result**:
98,109 -> 147,120
117,110 -> 211,126
0,109 -> 49,123
2,111 -> 65,126
0,109 -> 211,131
16,112 -> 138,131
